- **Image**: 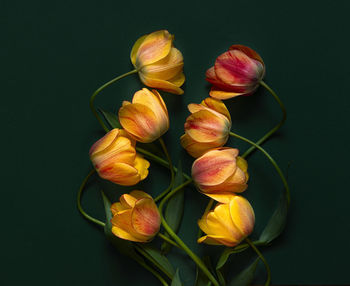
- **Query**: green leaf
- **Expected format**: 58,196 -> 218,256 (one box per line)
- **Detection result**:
195,257 -> 213,286
100,191 -> 143,263
98,108 -> 121,129
171,269 -> 183,286
259,192 -> 288,244
216,246 -> 249,270
161,161 -> 185,253
137,244 -> 175,278
228,258 -> 259,286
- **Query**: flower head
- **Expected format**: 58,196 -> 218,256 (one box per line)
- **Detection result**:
131,30 -> 185,95
119,88 -> 169,143
206,45 -> 265,99
110,191 -> 161,242
181,97 -> 231,158
192,148 -> 248,203
198,195 -> 255,247
89,128 -> 150,186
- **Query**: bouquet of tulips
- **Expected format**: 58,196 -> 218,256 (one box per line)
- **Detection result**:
77,30 -> 290,286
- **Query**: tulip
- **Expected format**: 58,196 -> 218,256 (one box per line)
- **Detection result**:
130,30 -> 185,95
192,148 -> 248,203
110,191 -> 161,242
198,195 -> 255,247
119,88 -> 169,143
181,97 -> 231,158
89,128 -> 150,186
206,45 -> 265,99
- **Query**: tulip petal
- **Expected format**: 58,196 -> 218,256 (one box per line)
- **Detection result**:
133,154 -> 150,181
180,134 -> 224,158
197,235 -> 224,245
119,103 -> 160,143
89,129 -> 120,156
209,88 -> 245,99
132,198 -> 160,237
141,47 -> 184,81
136,30 -> 173,67
129,190 -> 152,200
99,162 -> 141,186
230,196 -> 255,237
120,194 -> 138,208
111,226 -> 144,242
132,88 -> 169,131
185,110 -> 230,143
215,50 -> 264,85
192,149 -> 238,186
111,202 -> 127,215
204,192 -> 237,204
229,45 -> 264,66
130,34 -> 148,67
236,156 -> 249,181
139,73 -> 184,95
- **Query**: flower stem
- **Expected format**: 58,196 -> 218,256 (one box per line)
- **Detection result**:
77,169 -> 105,228
157,233 -> 181,249
158,180 -> 220,286
155,137 -> 175,202
229,131 -> 290,205
90,69 -> 138,132
242,81 -> 286,159
136,146 -> 191,181
245,238 -> 271,286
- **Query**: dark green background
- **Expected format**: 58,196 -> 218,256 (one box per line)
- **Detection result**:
2,0 -> 349,285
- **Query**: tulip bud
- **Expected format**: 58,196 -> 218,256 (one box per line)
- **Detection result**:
130,30 -> 185,95
181,97 -> 231,158
192,148 -> 248,203
206,45 -> 265,99
198,195 -> 255,247
110,191 -> 161,242
118,88 -> 169,143
89,129 -> 150,186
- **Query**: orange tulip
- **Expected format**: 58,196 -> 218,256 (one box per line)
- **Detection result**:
119,88 -> 169,143
181,97 -> 231,158
89,128 -> 150,186
191,148 -> 248,203
130,30 -> 185,95
198,195 -> 255,247
206,45 -> 265,99
110,191 -> 161,242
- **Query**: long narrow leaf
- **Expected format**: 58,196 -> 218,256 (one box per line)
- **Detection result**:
98,108 -> 121,129
171,269 -> 183,286
229,258 -> 259,286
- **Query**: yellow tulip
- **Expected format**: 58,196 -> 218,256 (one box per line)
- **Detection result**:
119,88 -> 169,143
89,128 -> 150,186
130,30 -> 185,95
181,97 -> 231,158
198,195 -> 255,247
110,191 -> 161,242
191,148 -> 249,203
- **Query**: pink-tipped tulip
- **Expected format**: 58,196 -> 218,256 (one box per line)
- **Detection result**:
130,30 -> 185,95
181,97 -> 231,158
198,195 -> 255,247
192,148 -> 249,203
89,129 -> 150,186
206,45 -> 265,99
110,191 -> 161,242
118,88 -> 169,143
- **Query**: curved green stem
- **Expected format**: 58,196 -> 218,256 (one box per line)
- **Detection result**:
157,233 -> 181,249
197,199 -> 214,239
90,69 -> 138,132
155,137 -> 175,202
136,146 -> 191,181
77,169 -> 105,228
158,179 -> 220,286
229,131 -> 290,205
242,81 -> 286,159
245,238 -> 271,286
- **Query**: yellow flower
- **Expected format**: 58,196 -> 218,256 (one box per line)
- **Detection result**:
89,128 -> 150,186
198,195 -> 255,247
110,191 -> 161,242
191,148 -> 248,203
130,30 -> 185,95
181,97 -> 231,158
119,88 -> 169,143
